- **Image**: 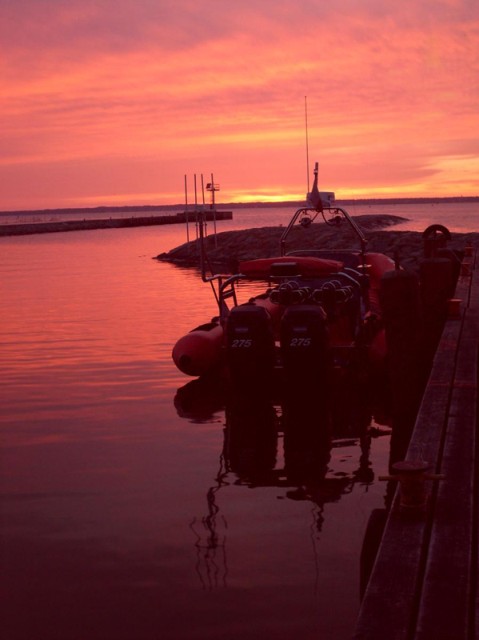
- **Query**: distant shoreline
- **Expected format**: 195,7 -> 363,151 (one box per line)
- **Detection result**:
0,196 -> 477,217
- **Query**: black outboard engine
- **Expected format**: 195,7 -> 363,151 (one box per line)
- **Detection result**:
226,304 -> 276,389
280,304 -> 331,389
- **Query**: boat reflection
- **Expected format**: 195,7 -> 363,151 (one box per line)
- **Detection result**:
189,453 -> 229,590
176,376 -> 391,594
175,375 -> 390,492
174,375 -> 226,424
224,387 -> 380,500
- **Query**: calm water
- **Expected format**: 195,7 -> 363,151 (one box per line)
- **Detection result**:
1,202 -> 476,640
1,199 -> 477,233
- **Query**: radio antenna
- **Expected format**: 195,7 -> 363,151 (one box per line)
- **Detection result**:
305,96 -> 310,193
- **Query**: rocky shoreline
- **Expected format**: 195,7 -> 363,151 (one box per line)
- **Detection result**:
156,214 -> 479,274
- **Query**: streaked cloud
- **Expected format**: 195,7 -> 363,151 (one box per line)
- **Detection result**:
0,0 -> 478,209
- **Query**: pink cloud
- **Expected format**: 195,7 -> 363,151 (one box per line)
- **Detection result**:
0,0 -> 478,209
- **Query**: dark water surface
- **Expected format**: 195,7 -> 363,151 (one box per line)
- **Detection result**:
1,203 -> 474,639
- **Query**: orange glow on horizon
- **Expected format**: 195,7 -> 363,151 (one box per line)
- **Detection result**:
0,1 -> 478,210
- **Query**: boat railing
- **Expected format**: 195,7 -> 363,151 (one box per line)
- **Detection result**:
197,271 -> 237,314
279,205 -> 368,258
198,197 -> 370,318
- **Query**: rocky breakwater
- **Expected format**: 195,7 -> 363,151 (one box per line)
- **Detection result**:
156,214 -> 479,274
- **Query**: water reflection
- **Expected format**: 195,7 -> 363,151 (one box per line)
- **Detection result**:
175,376 -> 392,594
190,454 -> 229,590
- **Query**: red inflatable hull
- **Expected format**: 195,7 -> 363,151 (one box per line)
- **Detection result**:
172,322 -> 224,377
172,252 -> 396,377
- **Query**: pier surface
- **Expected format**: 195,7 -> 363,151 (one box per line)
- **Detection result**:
354,251 -> 478,639
0,210 -> 232,236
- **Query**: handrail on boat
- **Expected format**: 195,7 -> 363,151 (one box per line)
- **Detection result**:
280,207 -> 318,256
280,205 -> 368,257
198,200 -> 370,319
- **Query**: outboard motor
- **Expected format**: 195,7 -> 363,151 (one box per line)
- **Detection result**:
280,305 -> 331,388
226,304 -> 276,389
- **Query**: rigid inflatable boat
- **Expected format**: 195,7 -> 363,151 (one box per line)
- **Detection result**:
172,163 -> 397,385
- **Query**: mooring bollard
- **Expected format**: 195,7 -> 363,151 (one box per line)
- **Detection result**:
379,460 -> 444,510
447,298 -> 462,318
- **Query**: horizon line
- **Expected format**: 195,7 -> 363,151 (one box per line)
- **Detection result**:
1,195 -> 478,217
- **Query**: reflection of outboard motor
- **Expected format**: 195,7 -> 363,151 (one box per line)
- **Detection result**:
280,304 -> 331,388
224,398 -> 278,481
282,393 -> 332,484
226,304 -> 275,388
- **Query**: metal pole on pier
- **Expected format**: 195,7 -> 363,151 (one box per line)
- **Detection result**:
185,170 -> 222,258
194,174 -> 199,241
197,174 -> 206,279
184,174 -> 190,244
211,172 -> 217,246
200,174 -> 207,238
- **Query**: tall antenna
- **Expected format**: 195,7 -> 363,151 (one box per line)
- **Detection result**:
305,96 -> 310,193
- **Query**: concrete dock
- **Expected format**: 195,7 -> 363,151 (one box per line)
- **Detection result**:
0,210 -> 232,236
354,250 -> 478,639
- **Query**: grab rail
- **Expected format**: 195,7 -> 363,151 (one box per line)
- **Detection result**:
279,206 -> 368,257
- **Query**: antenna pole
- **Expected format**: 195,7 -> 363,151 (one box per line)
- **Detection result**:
305,96 -> 310,193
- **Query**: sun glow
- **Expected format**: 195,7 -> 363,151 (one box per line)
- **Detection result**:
0,1 -> 478,210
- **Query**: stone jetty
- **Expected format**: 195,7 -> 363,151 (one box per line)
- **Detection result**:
0,210 -> 232,237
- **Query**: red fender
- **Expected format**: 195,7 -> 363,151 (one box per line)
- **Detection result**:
172,322 -> 223,376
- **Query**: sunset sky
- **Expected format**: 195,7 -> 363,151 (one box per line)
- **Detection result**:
1,0 -> 478,210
